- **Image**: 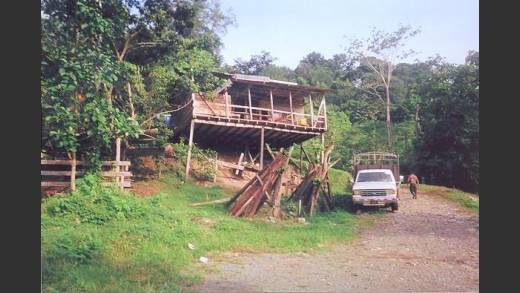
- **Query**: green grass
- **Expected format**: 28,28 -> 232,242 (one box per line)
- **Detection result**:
419,184 -> 479,213
328,168 -> 352,196
446,190 -> 479,212
42,171 -> 361,293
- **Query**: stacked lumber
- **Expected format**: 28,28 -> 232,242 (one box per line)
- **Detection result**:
228,148 -> 293,218
290,144 -> 338,216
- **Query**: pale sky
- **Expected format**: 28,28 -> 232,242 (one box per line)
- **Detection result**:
219,0 -> 479,69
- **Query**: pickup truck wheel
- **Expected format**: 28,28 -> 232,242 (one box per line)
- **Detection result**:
391,203 -> 399,212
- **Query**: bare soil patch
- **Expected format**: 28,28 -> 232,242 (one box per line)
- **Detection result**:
192,186 -> 479,292
131,180 -> 166,197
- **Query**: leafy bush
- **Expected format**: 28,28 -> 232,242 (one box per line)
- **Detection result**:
282,199 -> 299,217
45,174 -> 149,225
46,230 -> 104,264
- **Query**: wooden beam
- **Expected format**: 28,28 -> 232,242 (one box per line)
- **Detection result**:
260,127 -> 265,169
248,86 -> 253,119
193,119 -> 320,136
317,98 -> 324,116
225,90 -> 230,118
270,89 -> 274,121
235,153 -> 245,176
115,138 -> 122,189
41,160 -> 131,166
300,143 -> 303,175
289,91 -> 294,125
309,94 -> 314,127
185,120 -> 195,181
323,96 -> 327,130
41,182 -> 70,187
70,152 -> 76,191
321,133 -> 325,164
265,144 -> 276,159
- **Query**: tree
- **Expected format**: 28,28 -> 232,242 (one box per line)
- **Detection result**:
232,51 -> 276,75
295,52 -> 335,87
413,52 -> 479,192
41,0 -> 233,162
345,25 -> 420,150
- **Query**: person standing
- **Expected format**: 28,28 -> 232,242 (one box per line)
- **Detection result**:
407,172 -> 420,199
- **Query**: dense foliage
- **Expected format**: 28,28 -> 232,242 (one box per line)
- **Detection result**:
232,47 -> 478,192
41,0 -> 233,163
42,2 -> 478,191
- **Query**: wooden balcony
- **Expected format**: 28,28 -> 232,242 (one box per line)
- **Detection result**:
193,102 -> 327,133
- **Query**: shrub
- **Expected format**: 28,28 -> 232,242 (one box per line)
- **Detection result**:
45,174 -> 149,225
46,230 -> 104,264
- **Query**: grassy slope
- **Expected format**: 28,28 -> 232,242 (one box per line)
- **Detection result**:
419,184 -> 479,213
42,169 -> 360,293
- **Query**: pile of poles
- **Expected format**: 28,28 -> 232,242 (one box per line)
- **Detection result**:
227,143 -> 339,218
289,144 -> 338,216
227,146 -> 293,218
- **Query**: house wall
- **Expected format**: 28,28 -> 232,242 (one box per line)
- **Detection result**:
193,93 -> 227,116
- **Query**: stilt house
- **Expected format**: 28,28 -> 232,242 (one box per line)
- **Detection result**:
172,73 -> 329,178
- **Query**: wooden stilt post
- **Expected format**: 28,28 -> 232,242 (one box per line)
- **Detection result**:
323,96 -> 327,130
213,153 -> 218,183
309,94 -> 314,127
259,127 -> 265,170
116,137 -> 122,189
225,90 -> 230,118
299,143 -> 303,175
248,86 -> 253,120
270,89 -> 274,121
235,152 -> 244,176
70,152 -> 76,191
185,120 -> 195,181
321,133 -> 325,164
289,91 -> 294,125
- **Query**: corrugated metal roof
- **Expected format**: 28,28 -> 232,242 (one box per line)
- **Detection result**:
212,72 -> 329,93
231,74 -> 298,86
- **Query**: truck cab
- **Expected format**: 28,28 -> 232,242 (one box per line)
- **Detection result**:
352,169 -> 399,211
351,152 -> 400,212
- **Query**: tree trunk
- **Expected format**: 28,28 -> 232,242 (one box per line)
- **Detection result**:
415,106 -> 422,136
385,86 -> 393,151
126,82 -> 136,119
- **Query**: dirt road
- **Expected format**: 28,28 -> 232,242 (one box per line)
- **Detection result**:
194,187 -> 479,292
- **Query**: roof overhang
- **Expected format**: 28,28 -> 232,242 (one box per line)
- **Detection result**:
213,72 -> 330,96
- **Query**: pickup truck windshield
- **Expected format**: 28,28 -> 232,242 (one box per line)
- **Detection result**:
357,172 -> 394,182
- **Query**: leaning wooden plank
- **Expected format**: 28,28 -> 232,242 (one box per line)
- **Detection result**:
226,176 -> 258,207
235,153 -> 245,175
265,144 -> 276,159
218,161 -> 245,170
191,197 -> 231,207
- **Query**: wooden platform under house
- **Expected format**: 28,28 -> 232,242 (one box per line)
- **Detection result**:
171,73 -> 330,179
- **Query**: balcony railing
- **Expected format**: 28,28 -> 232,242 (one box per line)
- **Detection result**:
193,102 -> 327,130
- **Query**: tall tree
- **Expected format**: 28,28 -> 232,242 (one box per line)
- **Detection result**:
345,25 -> 420,150
232,51 -> 276,75
41,0 -> 233,160
413,51 -> 479,192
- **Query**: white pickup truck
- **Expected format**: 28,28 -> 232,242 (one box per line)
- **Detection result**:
350,152 -> 400,212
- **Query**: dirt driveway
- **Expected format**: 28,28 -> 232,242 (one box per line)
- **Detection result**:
193,187 -> 479,292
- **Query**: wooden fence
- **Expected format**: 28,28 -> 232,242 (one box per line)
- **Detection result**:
41,159 -> 132,190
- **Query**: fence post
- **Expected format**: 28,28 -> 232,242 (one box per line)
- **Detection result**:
116,137 -> 123,189
70,152 -> 76,191
213,153 -> 218,183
